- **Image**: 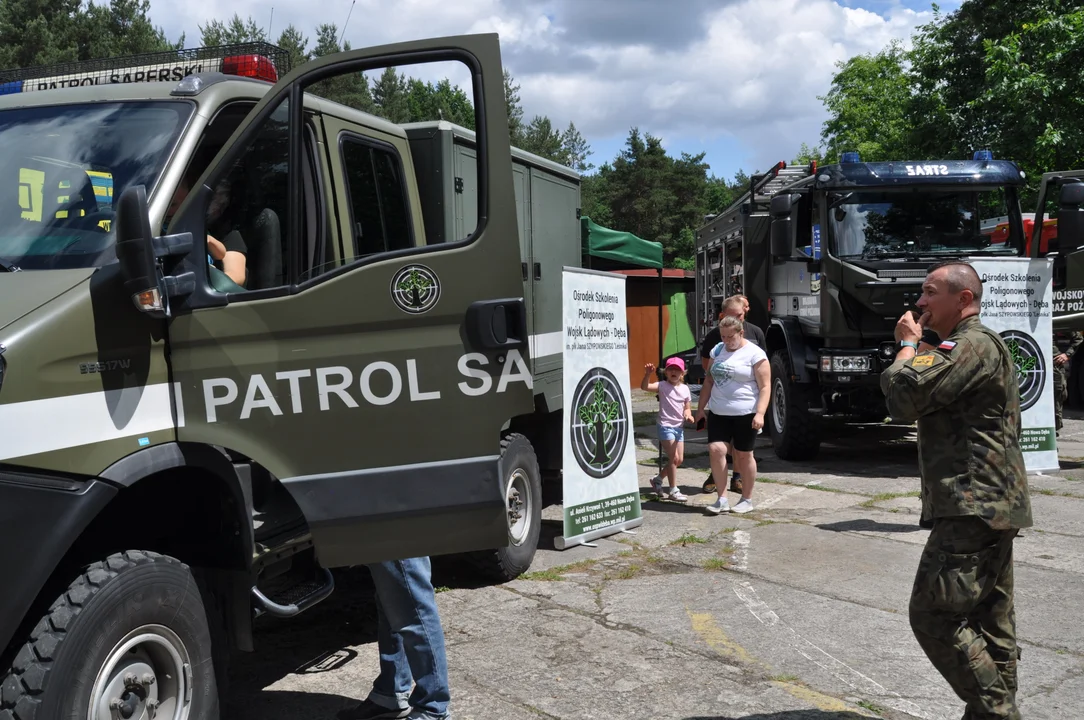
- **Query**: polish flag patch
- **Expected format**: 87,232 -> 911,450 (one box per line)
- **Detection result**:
938,340 -> 957,351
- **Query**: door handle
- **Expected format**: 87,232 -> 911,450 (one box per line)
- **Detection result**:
533,262 -> 542,281
465,298 -> 528,350
522,262 -> 528,281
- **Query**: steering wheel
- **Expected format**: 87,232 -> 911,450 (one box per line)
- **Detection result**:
71,209 -> 116,232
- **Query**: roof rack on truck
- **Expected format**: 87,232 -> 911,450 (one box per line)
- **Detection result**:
0,41 -> 291,95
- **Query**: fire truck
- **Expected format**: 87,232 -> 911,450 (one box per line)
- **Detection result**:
692,150 -> 1082,460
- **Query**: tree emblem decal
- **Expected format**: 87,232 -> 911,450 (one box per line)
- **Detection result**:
570,368 -> 629,478
1000,330 -> 1045,412
390,264 -> 440,314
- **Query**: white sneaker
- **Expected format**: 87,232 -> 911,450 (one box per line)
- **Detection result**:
667,487 -> 688,502
650,475 -> 664,495
731,498 -> 754,514
706,497 -> 730,514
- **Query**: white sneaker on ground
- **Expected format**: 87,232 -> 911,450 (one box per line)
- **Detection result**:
667,487 -> 688,502
731,498 -> 754,514
706,497 -> 730,514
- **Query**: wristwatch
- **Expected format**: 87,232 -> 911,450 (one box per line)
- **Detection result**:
900,340 -> 919,350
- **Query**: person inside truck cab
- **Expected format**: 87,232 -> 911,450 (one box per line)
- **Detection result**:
166,173 -> 248,290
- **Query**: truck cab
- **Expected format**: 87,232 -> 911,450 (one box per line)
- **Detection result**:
695,150 -> 1041,459
0,37 -> 555,719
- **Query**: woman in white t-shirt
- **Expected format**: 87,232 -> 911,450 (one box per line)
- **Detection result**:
694,315 -> 770,514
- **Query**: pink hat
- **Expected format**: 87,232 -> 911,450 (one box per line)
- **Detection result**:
664,357 -> 686,372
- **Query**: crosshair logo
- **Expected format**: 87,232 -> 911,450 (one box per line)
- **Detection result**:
1001,330 -> 1045,412
390,265 -> 440,315
570,367 -> 629,478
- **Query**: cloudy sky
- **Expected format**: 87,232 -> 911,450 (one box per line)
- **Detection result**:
149,0 -> 961,181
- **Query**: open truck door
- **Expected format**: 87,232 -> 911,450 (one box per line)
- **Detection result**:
1028,170 -> 1084,331
114,34 -> 534,568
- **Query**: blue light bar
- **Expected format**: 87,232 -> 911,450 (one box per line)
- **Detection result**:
840,151 -> 861,164
0,80 -> 23,95
973,149 -> 994,161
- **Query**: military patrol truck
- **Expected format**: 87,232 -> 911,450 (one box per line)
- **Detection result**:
693,150 -> 1073,460
0,37 -> 579,719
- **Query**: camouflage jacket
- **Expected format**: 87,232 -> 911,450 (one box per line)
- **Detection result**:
880,315 -> 1033,531
1053,330 -> 1084,359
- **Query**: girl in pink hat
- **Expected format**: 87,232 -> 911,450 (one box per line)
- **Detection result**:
641,357 -> 694,502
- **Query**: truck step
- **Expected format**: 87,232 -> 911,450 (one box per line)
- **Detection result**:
252,567 -> 335,619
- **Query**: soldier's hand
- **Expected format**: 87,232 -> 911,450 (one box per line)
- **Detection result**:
894,312 -> 922,344
1055,353 -> 1069,367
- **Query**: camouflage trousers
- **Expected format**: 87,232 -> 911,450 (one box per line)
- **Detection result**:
1054,364 -> 1068,432
909,517 -> 1022,719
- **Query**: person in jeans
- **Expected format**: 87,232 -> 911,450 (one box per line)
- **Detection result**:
340,557 -> 451,720
695,315 -> 770,514
699,295 -> 765,494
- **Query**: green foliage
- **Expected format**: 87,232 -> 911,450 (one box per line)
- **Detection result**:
820,0 -> 1084,206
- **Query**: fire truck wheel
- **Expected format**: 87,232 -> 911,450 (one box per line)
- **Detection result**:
767,350 -> 821,461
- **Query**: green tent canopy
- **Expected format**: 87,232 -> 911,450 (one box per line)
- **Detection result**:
581,216 -> 663,269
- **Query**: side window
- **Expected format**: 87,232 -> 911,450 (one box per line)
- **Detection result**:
340,136 -> 413,258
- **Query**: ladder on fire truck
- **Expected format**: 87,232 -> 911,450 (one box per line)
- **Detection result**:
695,161 -> 816,343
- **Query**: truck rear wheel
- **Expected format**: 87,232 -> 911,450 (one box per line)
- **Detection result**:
768,350 -> 821,461
466,433 -> 542,582
1,551 -> 221,720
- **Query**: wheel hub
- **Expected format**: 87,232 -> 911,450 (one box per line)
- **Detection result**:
505,468 -> 533,546
772,377 -> 786,434
90,625 -> 191,720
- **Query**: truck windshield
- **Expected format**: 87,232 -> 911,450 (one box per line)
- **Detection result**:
0,101 -> 191,272
828,188 -> 1019,259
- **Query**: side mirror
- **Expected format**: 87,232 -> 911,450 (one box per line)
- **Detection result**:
1057,182 -> 1084,252
770,193 -> 799,258
114,184 -> 164,315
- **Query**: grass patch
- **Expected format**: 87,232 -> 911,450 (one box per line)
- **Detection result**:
520,559 -> 598,582
671,532 -> 710,546
770,674 -> 801,684
755,520 -> 777,527
856,699 -> 887,715
434,586 -> 451,593
702,557 -> 730,570
609,564 -> 644,580
632,411 -> 658,426
860,491 -> 920,509
1034,488 -> 1057,496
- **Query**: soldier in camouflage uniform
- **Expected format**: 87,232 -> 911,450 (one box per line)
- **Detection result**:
1052,329 -> 1083,434
881,260 -> 1032,720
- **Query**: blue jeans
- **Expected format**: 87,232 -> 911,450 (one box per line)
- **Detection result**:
365,556 -> 450,718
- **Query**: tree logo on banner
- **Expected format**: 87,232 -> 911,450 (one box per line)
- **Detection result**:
1001,329 -> 1045,412
390,264 -> 441,315
570,367 -> 629,478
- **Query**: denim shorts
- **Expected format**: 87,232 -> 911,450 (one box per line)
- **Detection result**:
658,424 -> 684,442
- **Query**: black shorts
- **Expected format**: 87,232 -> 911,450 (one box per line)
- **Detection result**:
706,412 -> 757,452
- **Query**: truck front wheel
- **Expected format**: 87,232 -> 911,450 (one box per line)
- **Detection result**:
1,551 -> 221,720
466,432 -> 542,582
767,350 -> 822,461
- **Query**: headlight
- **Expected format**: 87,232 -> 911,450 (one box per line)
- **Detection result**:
820,355 -> 871,373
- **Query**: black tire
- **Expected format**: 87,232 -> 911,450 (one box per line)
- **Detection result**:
1,551 -> 221,720
467,433 -> 542,582
767,350 -> 821,461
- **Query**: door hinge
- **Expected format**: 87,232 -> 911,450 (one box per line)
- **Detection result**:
454,177 -> 464,194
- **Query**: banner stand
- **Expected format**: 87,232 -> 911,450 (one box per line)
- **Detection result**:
968,256 -> 1059,473
555,266 -> 645,551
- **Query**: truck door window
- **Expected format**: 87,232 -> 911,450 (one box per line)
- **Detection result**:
340,136 -> 413,258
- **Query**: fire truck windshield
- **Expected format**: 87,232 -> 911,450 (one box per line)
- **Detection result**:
0,100 -> 191,272
828,188 -> 1020,260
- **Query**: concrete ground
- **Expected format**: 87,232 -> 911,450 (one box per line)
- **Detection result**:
225,391 -> 1084,720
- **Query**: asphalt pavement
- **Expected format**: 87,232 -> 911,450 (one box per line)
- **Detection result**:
224,390 -> 1084,720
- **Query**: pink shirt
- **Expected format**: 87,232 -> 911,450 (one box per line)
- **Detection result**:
658,380 -> 691,427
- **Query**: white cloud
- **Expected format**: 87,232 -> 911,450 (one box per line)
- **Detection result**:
146,0 -> 935,173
